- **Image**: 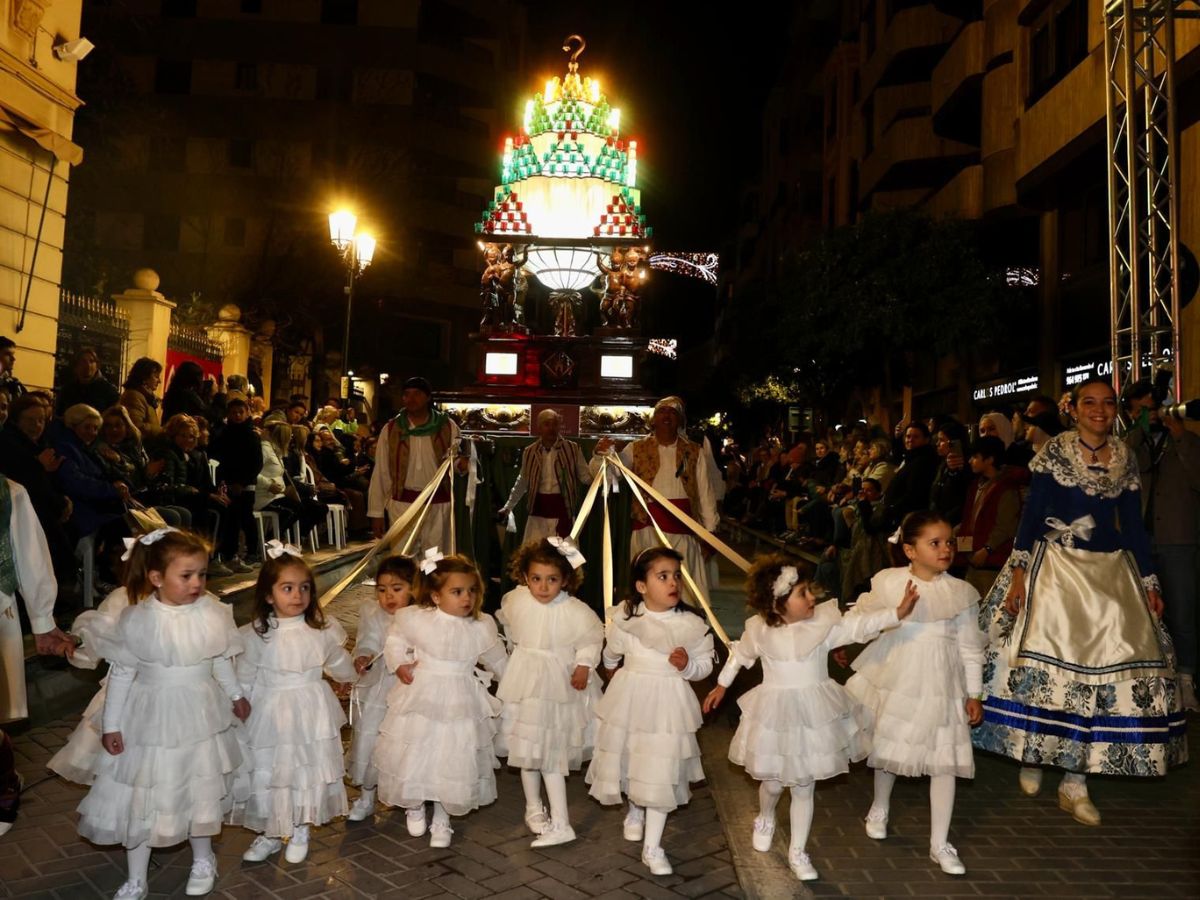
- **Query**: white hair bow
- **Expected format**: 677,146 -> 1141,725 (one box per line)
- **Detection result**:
547,535 -> 586,569
120,527 -> 179,561
419,547 -> 445,575
264,539 -> 303,560
887,526 -> 903,545
772,565 -> 799,599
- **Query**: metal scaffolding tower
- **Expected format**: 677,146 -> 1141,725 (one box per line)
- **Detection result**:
1104,0 -> 1200,401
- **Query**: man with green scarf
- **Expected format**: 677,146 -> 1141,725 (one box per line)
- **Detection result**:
368,377 -> 461,553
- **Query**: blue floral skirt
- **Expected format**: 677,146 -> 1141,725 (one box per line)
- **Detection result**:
972,544 -> 1188,776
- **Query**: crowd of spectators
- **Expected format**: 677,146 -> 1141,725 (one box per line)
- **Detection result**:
0,337 -> 379,615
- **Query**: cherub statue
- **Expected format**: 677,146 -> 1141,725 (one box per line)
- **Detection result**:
479,243 -> 528,331
594,247 -> 627,328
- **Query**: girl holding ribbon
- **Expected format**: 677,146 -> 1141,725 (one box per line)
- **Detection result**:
231,540 -> 357,866
495,536 -> 603,848
973,377 -> 1187,824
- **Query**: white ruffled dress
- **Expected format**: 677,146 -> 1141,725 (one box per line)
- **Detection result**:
586,608 -> 715,812
229,616 -> 356,837
718,601 -> 899,786
47,587 -> 131,785
75,594 -> 243,849
494,586 -> 603,775
374,605 -> 509,816
844,567 -> 986,779
345,600 -> 399,789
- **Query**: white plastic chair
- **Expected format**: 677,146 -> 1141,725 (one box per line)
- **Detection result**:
253,509 -> 282,559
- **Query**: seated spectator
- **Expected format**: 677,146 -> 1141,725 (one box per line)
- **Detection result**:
56,348 -> 119,417
51,404 -> 130,541
0,387 -> 7,428
956,436 -> 1021,598
256,422 -> 328,539
878,422 -> 938,532
162,360 -> 215,426
840,477 -> 891,603
207,392 -> 262,570
119,357 -> 164,443
928,421 -> 971,527
311,425 -> 368,534
93,405 -> 190,528
862,437 -> 896,490
811,437 -> 840,487
155,414 -> 232,575
285,399 -> 311,428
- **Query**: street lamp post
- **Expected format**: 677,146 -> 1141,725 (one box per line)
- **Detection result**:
328,210 -> 376,400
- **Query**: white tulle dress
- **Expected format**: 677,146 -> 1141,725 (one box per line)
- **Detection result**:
229,616 -> 356,837
718,600 -> 899,786
345,600 -> 398,789
494,586 -> 603,775
586,607 -> 715,812
47,587 -> 131,785
374,605 -> 509,816
75,594 -> 243,849
844,567 -> 986,779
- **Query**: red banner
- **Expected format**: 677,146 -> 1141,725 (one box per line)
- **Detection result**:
165,349 -> 223,391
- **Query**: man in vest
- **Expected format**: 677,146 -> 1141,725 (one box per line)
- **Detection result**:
594,396 -> 719,601
367,376 -> 460,553
498,408 -> 593,542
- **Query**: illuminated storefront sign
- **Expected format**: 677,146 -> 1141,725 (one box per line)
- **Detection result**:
971,372 -> 1039,403
1064,358 -> 1114,388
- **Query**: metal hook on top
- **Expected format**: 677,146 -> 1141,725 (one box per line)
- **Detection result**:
563,34 -> 585,72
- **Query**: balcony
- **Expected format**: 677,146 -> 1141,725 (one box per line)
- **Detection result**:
931,20 -> 984,145
924,163 -> 983,218
859,114 -> 978,199
859,5 -> 962,97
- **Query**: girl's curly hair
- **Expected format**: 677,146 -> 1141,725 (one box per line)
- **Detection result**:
507,538 -> 584,594
745,554 -> 815,628
416,554 -> 485,618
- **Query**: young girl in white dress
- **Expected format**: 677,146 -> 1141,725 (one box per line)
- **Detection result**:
345,554 -> 415,822
585,547 -> 715,877
75,528 -> 248,900
703,555 -> 916,881
845,510 -> 987,877
374,552 -> 508,848
231,540 -> 357,865
496,537 -> 603,848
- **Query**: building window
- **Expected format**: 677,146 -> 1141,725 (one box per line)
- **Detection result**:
241,0 -> 263,12
321,0 -> 358,24
229,139 -> 254,169
161,0 -> 196,16
144,215 -> 180,251
1027,0 -> 1088,104
235,63 -> 257,91
149,136 -> 186,173
224,218 -> 247,247
154,59 -> 192,95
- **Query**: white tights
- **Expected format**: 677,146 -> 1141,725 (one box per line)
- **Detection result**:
643,805 -> 668,852
520,769 -> 570,827
126,836 -> 213,884
758,779 -> 816,852
871,770 -> 957,848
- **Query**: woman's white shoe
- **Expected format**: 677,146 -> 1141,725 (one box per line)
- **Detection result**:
406,807 -> 428,837
788,849 -> 819,881
930,843 -> 966,876
641,846 -> 673,876
241,836 -> 282,862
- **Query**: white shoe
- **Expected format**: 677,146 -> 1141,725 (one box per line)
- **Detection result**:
429,821 -> 453,848
788,848 -> 819,881
348,789 -> 376,822
406,807 -> 427,837
622,804 -> 645,842
1018,766 -> 1043,797
751,816 -> 775,852
930,843 -> 966,875
284,824 -> 309,863
241,835 -> 282,862
112,880 -> 149,900
1180,674 -> 1199,712
641,846 -> 673,876
185,855 -> 218,895
1058,781 -> 1101,826
530,823 -> 576,847
524,804 -> 550,835
0,821 -> 11,839
864,807 -> 888,840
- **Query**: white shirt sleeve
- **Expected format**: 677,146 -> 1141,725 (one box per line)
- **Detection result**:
383,611 -> 415,672
502,446 -> 531,512
101,662 -> 136,733
10,480 -> 58,634
679,631 -> 716,682
717,621 -> 760,688
212,655 -> 243,701
694,443 -> 719,531
573,605 -> 604,668
827,608 -> 900,649
367,421 -> 393,518
957,605 -> 986,696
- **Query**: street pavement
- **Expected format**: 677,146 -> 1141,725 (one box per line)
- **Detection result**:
3,555 -> 1198,898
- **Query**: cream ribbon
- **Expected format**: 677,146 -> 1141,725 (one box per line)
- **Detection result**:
547,535 -> 586,568
1044,514 -> 1096,547
120,526 -> 179,561
320,454 -> 453,608
418,547 -> 445,575
264,539 -> 302,560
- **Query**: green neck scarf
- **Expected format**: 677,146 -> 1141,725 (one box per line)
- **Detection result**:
396,407 -> 448,438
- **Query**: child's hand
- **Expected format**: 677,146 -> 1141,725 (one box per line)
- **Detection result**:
102,732 -> 124,755
965,698 -> 984,726
570,665 -> 590,691
232,698 -> 251,721
354,655 -> 372,675
668,647 -> 689,671
396,661 -> 418,684
702,685 -> 726,713
896,580 -> 920,619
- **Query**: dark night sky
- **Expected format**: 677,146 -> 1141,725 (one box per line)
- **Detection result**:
522,7 -> 791,253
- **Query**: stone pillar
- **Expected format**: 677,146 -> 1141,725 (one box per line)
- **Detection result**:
206,303 -> 252,383
113,268 -> 175,367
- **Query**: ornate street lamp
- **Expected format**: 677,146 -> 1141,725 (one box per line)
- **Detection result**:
328,210 -> 376,398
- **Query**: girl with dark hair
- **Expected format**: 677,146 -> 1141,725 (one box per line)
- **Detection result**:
232,545 -> 356,866
585,547 -> 715,878
845,510 -> 987,877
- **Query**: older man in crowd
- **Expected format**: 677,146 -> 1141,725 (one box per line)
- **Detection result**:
498,409 -> 592,542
